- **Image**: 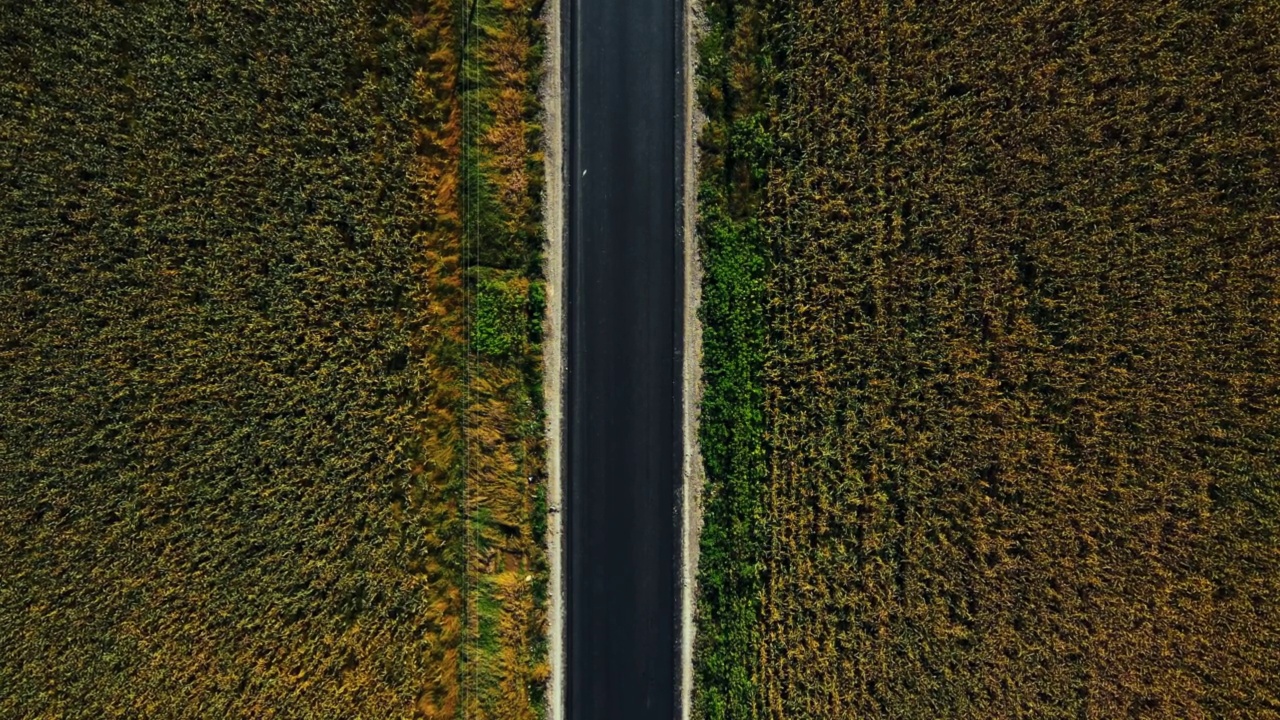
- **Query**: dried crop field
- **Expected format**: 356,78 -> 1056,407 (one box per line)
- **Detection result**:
694,1 -> 1280,718
0,1 -> 546,717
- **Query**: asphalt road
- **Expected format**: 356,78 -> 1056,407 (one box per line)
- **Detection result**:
564,0 -> 681,716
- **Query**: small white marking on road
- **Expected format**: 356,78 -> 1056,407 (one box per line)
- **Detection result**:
582,169 -> 588,177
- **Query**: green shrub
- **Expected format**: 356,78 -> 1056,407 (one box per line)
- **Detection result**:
472,269 -> 531,358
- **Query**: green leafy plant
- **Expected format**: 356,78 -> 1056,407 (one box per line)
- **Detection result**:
472,269 -> 531,358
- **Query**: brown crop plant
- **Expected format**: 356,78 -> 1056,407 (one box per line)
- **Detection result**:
0,0 -> 547,718
694,1 -> 1280,718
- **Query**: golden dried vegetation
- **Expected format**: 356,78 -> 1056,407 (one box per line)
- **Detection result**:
695,1 -> 1280,718
0,0 -> 546,717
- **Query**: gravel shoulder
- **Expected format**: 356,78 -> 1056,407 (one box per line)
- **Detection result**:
541,0 -> 566,714
678,0 -> 706,716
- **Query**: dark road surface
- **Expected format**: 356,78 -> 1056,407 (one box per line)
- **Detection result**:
564,0 -> 681,716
